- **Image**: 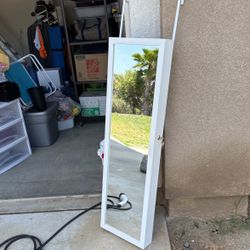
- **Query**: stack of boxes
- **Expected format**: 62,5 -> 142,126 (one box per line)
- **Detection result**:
74,53 -> 107,117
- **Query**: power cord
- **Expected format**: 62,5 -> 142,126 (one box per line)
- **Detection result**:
0,194 -> 132,250
107,193 -> 132,210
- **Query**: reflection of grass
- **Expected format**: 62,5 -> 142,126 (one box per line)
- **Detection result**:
111,113 -> 151,150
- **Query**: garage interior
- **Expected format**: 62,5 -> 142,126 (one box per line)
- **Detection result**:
0,0 -> 121,207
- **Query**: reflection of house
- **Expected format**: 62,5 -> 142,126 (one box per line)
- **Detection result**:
127,0 -> 250,219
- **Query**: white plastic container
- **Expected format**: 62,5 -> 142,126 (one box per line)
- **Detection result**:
37,68 -> 63,90
0,140 -> 30,172
0,99 -> 31,175
58,117 -> 74,131
0,121 -> 25,148
79,91 -> 106,117
74,5 -> 111,19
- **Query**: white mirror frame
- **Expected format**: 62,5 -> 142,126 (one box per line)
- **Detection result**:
101,37 -> 174,249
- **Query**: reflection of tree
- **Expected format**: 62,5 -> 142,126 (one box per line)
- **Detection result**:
113,48 -> 158,115
113,70 -> 143,114
132,48 -> 158,116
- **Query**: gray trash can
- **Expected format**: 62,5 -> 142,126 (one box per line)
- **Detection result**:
24,102 -> 59,147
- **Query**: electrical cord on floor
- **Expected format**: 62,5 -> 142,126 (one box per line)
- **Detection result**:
0,194 -> 132,250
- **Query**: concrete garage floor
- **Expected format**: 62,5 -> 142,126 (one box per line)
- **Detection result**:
0,206 -> 171,250
0,122 -> 105,200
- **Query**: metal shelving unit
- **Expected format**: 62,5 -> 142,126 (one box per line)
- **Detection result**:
69,40 -> 108,46
76,79 -> 106,85
59,0 -> 110,97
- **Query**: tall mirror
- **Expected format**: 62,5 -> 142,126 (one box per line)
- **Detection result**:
101,38 -> 173,249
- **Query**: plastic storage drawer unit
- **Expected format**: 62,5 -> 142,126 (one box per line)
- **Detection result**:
24,102 -> 58,147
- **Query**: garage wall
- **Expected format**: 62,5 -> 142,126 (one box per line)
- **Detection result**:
161,0 -> 250,199
125,0 -> 161,38
0,0 -> 35,56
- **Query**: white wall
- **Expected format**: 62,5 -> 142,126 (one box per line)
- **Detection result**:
0,0 -> 35,56
125,0 -> 161,38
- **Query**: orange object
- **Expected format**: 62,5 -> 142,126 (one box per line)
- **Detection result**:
37,27 -> 47,59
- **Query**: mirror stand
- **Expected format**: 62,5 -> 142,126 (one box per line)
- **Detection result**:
101,37 -> 174,249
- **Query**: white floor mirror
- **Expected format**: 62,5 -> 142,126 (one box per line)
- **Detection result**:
101,37 -> 174,249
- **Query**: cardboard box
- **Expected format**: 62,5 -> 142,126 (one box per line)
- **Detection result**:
79,91 -> 106,117
74,53 -> 108,82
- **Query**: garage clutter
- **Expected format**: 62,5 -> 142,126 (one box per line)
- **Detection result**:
0,0 -> 122,153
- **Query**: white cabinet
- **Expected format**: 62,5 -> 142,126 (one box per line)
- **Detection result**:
0,99 -> 32,175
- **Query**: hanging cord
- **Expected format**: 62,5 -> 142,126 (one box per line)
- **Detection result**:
119,0 -> 128,37
0,194 -> 132,250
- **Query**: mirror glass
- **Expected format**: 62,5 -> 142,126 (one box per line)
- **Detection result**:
106,44 -> 159,240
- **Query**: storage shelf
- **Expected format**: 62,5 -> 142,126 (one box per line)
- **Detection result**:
77,80 -> 107,85
60,0 -> 110,97
69,40 -> 108,46
0,153 -> 30,175
80,115 -> 105,124
0,118 -> 22,132
0,136 -> 27,154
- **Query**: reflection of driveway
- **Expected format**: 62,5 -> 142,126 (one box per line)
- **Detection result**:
111,135 -> 148,155
110,138 -> 144,171
107,139 -> 146,240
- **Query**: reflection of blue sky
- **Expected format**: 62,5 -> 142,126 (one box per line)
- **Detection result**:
113,44 -> 158,74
